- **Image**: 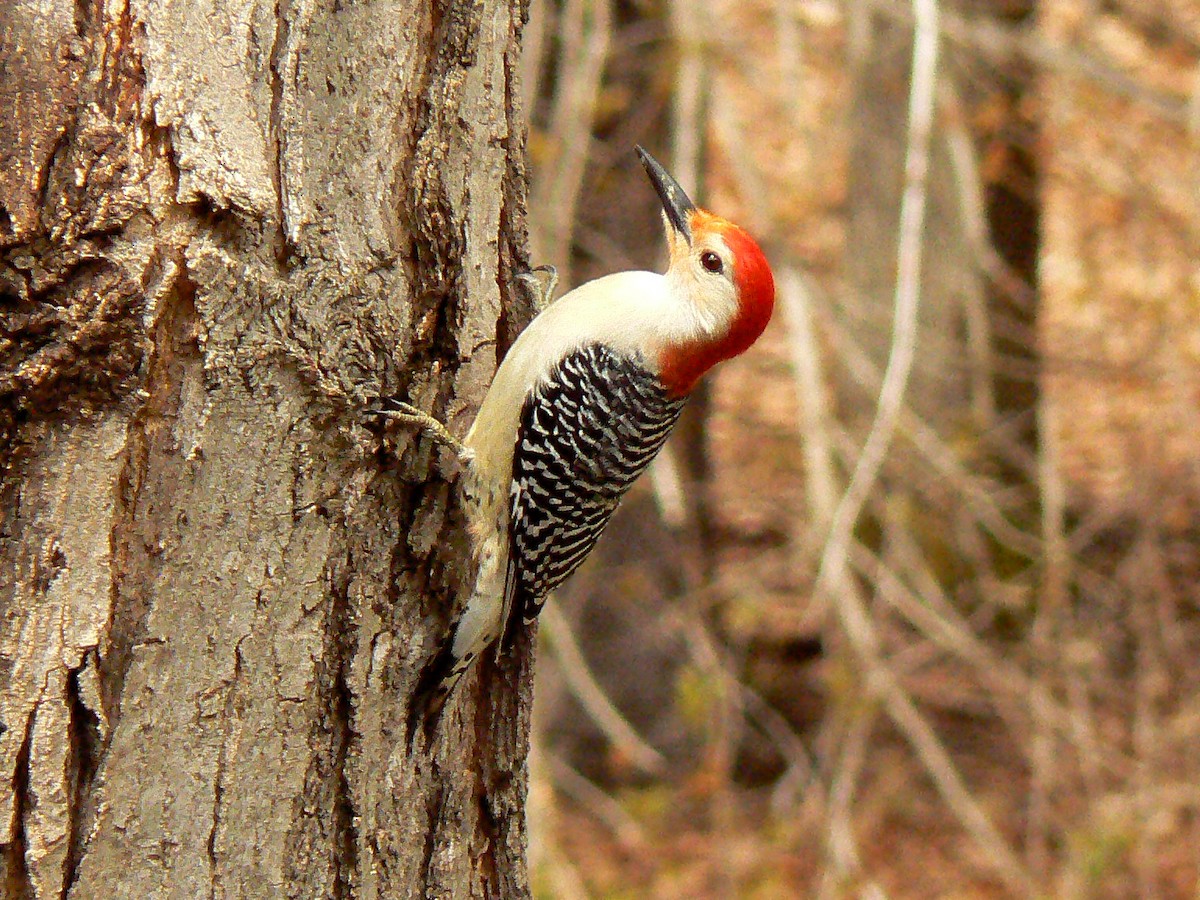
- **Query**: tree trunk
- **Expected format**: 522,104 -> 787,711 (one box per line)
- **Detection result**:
1,1 -> 534,897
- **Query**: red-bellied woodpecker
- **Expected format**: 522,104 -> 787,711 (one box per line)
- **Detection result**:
382,147 -> 775,723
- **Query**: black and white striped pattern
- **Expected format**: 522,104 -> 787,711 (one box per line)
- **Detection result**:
505,343 -> 686,633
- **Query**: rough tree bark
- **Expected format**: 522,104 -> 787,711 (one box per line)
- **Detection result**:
1,0 -> 536,897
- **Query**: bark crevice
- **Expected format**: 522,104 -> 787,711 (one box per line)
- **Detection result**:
62,661 -> 101,899
4,710 -> 35,900
329,561 -> 359,900
101,255 -> 199,723
267,0 -> 294,261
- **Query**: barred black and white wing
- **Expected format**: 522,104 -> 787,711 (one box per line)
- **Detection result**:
502,343 -> 686,644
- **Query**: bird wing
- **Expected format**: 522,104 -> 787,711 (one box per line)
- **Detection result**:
499,343 -> 686,650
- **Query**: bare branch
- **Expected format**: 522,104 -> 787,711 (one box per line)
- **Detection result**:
528,0 -> 614,282
539,599 -> 668,776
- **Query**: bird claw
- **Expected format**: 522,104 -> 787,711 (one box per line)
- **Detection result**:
368,399 -> 467,457
515,264 -> 559,313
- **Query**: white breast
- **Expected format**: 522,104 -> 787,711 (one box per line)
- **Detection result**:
464,269 -> 703,486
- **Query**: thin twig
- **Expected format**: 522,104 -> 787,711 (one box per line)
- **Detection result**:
546,750 -> 649,848
539,599 -> 668,776
849,536 -> 1126,776
1028,362 -> 1070,876
854,0 -> 1190,123
811,0 -> 939,589
939,79 -> 997,431
528,0 -> 613,282
528,724 -> 591,900
520,0 -> 552,113
665,7 -> 743,897
815,305 -> 1041,560
810,0 -> 1032,891
811,0 -> 938,600
779,266 -> 839,543
817,707 -> 886,900
736,681 -> 818,815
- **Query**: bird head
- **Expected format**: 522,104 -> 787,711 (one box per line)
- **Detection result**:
635,146 -> 775,396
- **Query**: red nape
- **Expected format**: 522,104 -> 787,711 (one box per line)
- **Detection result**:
658,217 -> 776,396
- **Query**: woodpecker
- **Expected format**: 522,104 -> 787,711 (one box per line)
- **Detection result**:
384,146 -> 775,723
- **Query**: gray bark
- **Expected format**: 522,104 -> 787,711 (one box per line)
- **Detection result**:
0,1 -> 535,897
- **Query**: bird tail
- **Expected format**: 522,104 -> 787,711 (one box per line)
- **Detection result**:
407,638 -> 472,740
407,527 -> 507,740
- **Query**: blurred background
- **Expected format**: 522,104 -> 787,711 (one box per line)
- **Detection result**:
518,0 -> 1200,896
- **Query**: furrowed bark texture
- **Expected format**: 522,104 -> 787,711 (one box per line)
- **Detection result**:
0,1 -> 535,897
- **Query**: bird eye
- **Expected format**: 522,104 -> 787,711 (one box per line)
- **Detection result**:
700,251 -> 723,274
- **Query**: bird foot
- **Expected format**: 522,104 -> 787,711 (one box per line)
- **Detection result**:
369,399 -> 468,459
515,264 -> 559,313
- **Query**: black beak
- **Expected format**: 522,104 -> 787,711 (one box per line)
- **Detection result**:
635,145 -> 696,246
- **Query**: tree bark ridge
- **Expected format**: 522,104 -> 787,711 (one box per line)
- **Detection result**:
1,0 -> 533,897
